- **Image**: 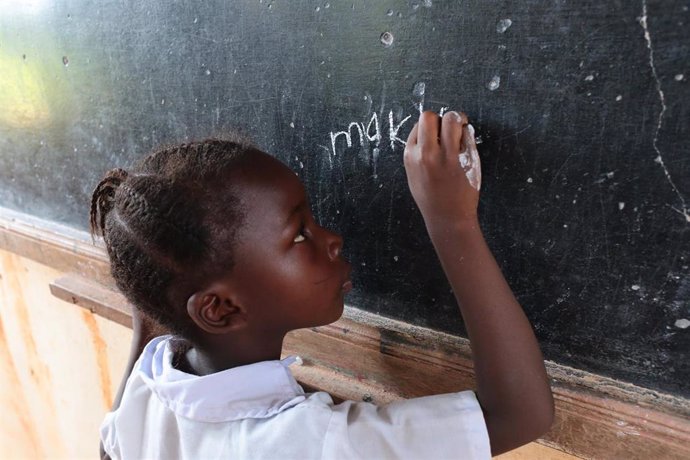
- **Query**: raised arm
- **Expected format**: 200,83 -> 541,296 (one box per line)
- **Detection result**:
403,111 -> 554,456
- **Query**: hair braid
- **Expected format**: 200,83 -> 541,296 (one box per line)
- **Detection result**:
89,136 -> 254,341
90,168 -> 128,239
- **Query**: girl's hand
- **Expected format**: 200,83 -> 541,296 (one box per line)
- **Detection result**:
403,111 -> 481,225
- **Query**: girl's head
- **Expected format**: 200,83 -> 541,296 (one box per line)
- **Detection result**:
90,137 -> 351,346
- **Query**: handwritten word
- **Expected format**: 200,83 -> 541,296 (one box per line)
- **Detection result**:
327,106 -> 449,163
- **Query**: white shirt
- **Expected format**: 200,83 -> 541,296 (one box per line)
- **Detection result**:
101,336 -> 491,459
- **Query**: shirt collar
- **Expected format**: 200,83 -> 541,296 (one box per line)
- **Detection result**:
135,336 -> 306,423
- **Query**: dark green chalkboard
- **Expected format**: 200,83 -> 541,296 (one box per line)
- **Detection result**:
0,0 -> 688,397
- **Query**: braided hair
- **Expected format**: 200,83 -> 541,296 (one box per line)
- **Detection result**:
90,137 -> 256,341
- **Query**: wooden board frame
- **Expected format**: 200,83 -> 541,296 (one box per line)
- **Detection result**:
2,206 -> 689,459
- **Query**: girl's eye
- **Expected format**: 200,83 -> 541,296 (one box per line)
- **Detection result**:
293,227 -> 306,243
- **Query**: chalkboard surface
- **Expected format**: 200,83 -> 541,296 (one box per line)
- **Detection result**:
1,1 -> 688,397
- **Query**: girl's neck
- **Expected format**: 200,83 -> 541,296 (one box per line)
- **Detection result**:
176,333 -> 286,376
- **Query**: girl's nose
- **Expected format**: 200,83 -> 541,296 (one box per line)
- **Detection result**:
326,229 -> 343,261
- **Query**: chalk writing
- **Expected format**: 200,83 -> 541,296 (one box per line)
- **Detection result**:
327,105 -> 450,162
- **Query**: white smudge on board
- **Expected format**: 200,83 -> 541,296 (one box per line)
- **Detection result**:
487,75 -> 501,91
413,82 -> 426,114
496,18 -> 512,33
674,319 -> 690,329
412,82 -> 426,98
380,31 -> 394,46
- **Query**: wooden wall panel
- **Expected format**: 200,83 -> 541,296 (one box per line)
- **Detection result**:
0,251 -> 130,459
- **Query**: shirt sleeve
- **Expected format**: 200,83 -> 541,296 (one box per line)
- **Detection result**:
99,411 -> 121,460
322,391 -> 491,460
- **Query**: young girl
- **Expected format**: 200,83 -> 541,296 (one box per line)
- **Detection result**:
93,111 -> 553,459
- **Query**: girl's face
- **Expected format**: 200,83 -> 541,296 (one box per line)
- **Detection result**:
226,152 -> 351,334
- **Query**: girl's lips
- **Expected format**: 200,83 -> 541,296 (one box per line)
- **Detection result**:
342,280 -> 353,293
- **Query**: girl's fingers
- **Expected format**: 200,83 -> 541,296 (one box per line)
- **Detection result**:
462,123 -> 478,154
441,111 -> 466,156
406,121 -> 419,147
404,122 -> 419,166
418,111 -> 441,150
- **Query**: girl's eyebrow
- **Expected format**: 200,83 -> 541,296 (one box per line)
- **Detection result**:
284,200 -> 306,226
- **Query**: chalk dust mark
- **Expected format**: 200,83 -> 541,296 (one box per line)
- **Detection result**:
496,18 -> 512,33
487,75 -> 501,91
413,81 -> 426,114
640,1 -> 690,222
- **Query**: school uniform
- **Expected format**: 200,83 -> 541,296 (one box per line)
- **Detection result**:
101,335 -> 490,459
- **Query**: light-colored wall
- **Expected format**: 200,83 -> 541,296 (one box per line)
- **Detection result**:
0,251 -> 130,459
0,249 -> 576,459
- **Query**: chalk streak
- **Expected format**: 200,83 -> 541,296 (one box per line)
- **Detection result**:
640,1 -> 690,222
388,111 -> 411,149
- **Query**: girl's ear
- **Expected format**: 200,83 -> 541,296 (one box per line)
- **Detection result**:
186,283 -> 247,334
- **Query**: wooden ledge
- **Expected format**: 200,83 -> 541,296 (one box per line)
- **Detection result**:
0,207 -> 112,286
3,207 -> 690,459
49,275 -> 132,328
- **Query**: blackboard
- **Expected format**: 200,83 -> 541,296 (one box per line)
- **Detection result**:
1,0 -> 688,397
